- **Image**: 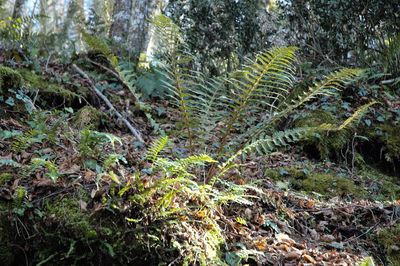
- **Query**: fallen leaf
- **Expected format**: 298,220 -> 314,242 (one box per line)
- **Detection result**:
285,250 -> 302,260
303,254 -> 316,264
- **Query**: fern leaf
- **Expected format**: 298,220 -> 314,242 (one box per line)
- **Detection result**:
147,136 -> 169,162
0,158 -> 21,168
338,101 -> 378,130
215,46 -> 298,157
246,68 -> 363,143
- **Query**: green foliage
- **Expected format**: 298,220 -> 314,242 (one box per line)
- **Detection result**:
0,158 -> 21,168
146,135 -> 169,162
78,129 -> 122,160
280,0 -> 400,64
382,34 -> 400,76
81,30 -> 118,66
154,15 -> 368,159
118,137 -> 258,265
0,16 -> 37,50
165,0 -> 272,74
12,111 -> 63,152
19,68 -> 79,101
300,173 -> 366,197
377,225 -> 400,265
72,106 -> 103,129
0,65 -> 23,90
31,158 -> 60,182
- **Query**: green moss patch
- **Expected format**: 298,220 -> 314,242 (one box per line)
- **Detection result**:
300,173 -> 366,197
0,65 -> 23,91
19,69 -> 80,100
265,167 -> 366,198
377,225 -> 400,265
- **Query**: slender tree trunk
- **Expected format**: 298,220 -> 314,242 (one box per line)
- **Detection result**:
128,0 -> 158,56
12,0 -> 25,18
109,0 -> 132,44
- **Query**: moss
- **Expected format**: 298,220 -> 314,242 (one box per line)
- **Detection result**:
377,225 -> 400,265
0,173 -> 13,186
0,65 -> 23,91
300,173 -> 366,197
72,106 -> 103,129
294,110 -> 349,159
19,69 -> 79,100
45,196 -> 96,239
375,123 -> 400,161
264,167 -> 308,181
360,168 -> 400,201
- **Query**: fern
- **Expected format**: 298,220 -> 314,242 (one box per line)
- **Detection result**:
151,14 -> 197,152
146,135 -> 169,162
382,34 -> 400,75
215,102 -> 377,182
0,158 -> 21,168
245,68 -> 363,143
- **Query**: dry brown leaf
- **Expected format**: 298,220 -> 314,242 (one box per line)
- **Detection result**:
303,254 -> 316,264
285,250 -> 302,261
254,239 -> 268,251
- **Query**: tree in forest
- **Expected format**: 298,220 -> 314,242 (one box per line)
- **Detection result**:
12,0 -> 25,18
110,0 -> 159,57
164,0 -> 279,75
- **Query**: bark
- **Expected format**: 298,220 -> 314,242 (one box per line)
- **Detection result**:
128,0 -> 158,56
12,0 -> 25,18
109,0 -> 132,44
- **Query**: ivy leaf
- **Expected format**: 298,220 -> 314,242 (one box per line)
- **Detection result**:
5,97 -> 15,106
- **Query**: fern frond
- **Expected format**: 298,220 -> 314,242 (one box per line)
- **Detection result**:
338,101 -> 378,130
383,34 -> 400,75
0,158 -> 21,168
152,15 -> 197,152
245,68 -> 363,143
280,68 -> 362,118
177,154 -> 216,169
215,46 -> 298,156
147,136 -> 169,162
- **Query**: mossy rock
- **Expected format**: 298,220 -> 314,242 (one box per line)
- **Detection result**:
72,106 -> 103,129
19,69 -> 80,100
300,173 -> 366,197
294,110 -> 349,159
377,225 -> 400,265
0,65 -> 23,92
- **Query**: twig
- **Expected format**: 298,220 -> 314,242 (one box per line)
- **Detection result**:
72,64 -> 144,142
86,57 -> 120,80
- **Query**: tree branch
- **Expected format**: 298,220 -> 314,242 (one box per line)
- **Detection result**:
72,64 -> 144,143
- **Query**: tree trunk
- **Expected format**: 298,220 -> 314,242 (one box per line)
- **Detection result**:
109,0 -> 132,44
12,0 -> 25,18
128,0 -> 158,56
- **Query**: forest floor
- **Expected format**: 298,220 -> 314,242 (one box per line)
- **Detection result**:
1,61 -> 399,266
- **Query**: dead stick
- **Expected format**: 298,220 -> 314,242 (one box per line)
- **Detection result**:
72,64 -> 144,143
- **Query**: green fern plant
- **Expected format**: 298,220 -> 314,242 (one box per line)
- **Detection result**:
121,136 -> 259,265
30,158 -> 60,182
152,14 -> 371,166
382,34 -> 400,76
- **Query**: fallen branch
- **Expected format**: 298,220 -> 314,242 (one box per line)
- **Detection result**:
72,64 -> 144,143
